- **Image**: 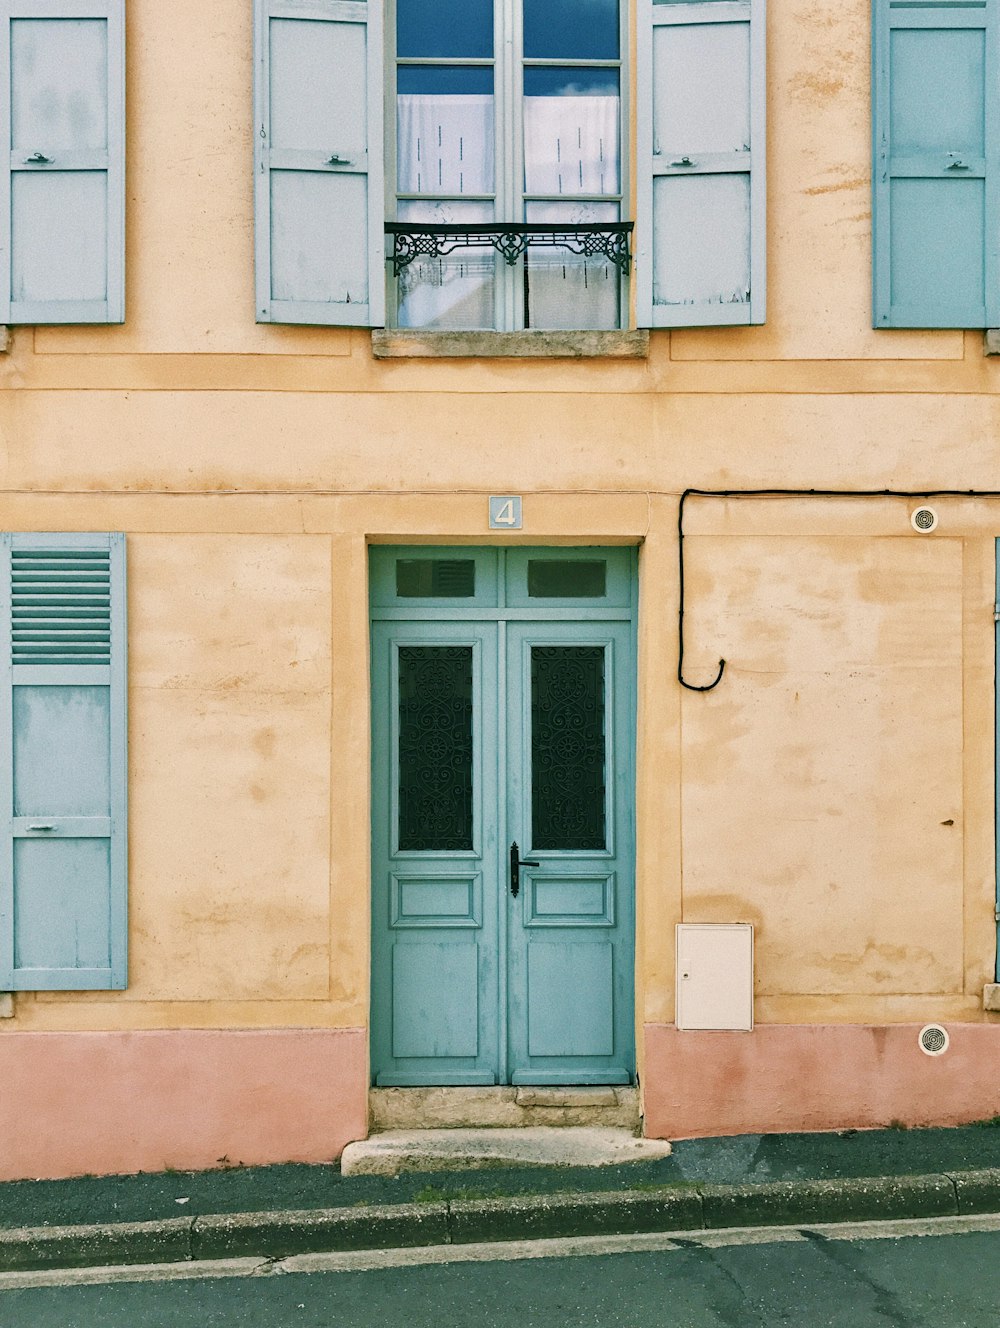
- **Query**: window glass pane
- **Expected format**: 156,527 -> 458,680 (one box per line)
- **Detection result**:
527,560 -> 607,598
397,199 -> 496,329
523,70 -> 619,196
396,559 -> 476,597
398,67 -> 495,195
397,0 -> 493,59
532,647 -> 606,851
524,201 -> 620,330
397,66 -> 495,96
523,67 -> 620,98
523,0 -> 619,60
398,647 -> 474,852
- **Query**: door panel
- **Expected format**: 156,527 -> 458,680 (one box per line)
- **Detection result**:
526,941 -> 615,1056
391,943 -> 480,1058
505,623 -> 634,1085
371,621 -> 500,1086
370,547 -> 635,1088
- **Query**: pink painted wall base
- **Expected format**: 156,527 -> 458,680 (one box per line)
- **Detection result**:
0,1028 -> 368,1180
643,1023 -> 1000,1139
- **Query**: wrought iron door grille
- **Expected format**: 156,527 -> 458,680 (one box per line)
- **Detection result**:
386,222 -> 634,276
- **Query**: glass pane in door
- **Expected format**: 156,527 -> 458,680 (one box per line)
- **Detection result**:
531,646 -> 606,850
398,646 -> 474,850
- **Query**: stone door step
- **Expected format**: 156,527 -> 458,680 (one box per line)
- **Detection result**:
370,1086 -> 640,1131
340,1127 -> 671,1176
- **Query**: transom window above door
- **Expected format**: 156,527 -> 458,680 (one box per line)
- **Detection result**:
388,0 -> 629,332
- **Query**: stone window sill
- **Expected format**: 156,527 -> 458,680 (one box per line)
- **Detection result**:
371,329 -> 649,360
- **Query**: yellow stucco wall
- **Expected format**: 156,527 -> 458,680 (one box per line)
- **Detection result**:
2,0 -> 998,1045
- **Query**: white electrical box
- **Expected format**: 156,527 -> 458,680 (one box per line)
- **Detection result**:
676,924 -> 754,1031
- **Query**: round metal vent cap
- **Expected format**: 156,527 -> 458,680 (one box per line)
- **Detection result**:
911,506 -> 939,533
919,1023 -> 949,1056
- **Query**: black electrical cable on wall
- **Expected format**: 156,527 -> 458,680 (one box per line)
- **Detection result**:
678,487 -> 1000,692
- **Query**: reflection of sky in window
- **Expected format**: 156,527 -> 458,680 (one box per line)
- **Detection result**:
523,69 -> 619,97
397,0 -> 493,58
398,66 -> 495,96
523,0 -> 619,60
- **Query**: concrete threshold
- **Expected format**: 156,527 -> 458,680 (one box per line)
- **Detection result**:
369,1086 -> 641,1132
340,1127 -> 672,1177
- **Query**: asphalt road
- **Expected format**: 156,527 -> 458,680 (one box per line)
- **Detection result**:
5,1217 -> 1000,1328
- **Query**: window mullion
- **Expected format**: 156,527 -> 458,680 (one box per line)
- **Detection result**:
397,57 -> 495,66
521,59 -> 621,68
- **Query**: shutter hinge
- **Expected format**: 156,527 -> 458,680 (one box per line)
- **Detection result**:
994,603 -> 1000,623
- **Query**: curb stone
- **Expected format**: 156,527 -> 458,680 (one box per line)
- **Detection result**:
950,1168 -> 1000,1215
448,1189 -> 704,1244
191,1203 -> 450,1261
3,1170 -> 1000,1274
0,1217 -> 193,1273
699,1174 -> 958,1229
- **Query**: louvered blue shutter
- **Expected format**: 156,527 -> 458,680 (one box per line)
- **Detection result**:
873,0 -> 999,328
254,0 -> 385,326
0,534 -> 127,990
0,1 -> 125,324
637,0 -> 765,327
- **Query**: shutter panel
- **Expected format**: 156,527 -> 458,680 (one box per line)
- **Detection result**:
254,0 -> 385,327
637,0 -> 765,328
873,0 -> 998,328
0,533 -> 127,990
0,1 -> 125,324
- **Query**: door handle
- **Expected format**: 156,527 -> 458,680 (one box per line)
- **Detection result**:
509,841 -> 540,899
28,824 -> 54,832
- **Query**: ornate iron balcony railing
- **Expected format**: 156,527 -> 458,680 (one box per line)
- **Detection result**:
386,222 -> 634,276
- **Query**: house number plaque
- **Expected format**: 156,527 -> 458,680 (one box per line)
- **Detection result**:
489,496 -> 522,530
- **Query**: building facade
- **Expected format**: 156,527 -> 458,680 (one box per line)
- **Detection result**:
2,0 -> 1000,1180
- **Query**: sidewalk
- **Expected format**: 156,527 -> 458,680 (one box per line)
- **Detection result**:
4,1124 -> 1000,1273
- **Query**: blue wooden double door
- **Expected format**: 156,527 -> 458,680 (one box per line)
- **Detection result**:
371,547 -> 636,1086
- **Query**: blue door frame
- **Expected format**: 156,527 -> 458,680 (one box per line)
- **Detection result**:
370,546 -> 637,1087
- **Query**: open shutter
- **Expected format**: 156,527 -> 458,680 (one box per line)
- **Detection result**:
637,0 -> 765,328
0,533 -> 127,990
254,0 -> 385,326
0,1 -> 124,324
873,0 -> 999,328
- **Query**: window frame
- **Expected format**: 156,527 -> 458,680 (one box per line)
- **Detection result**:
385,0 -> 632,331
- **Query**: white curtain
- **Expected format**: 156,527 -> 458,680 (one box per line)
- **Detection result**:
397,94 -> 495,196
523,95 -> 620,197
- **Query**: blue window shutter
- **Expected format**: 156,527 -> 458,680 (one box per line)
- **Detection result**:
873,0 -> 998,328
0,533 -> 127,991
0,1 -> 125,325
255,0 -> 385,327
637,0 -> 766,328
